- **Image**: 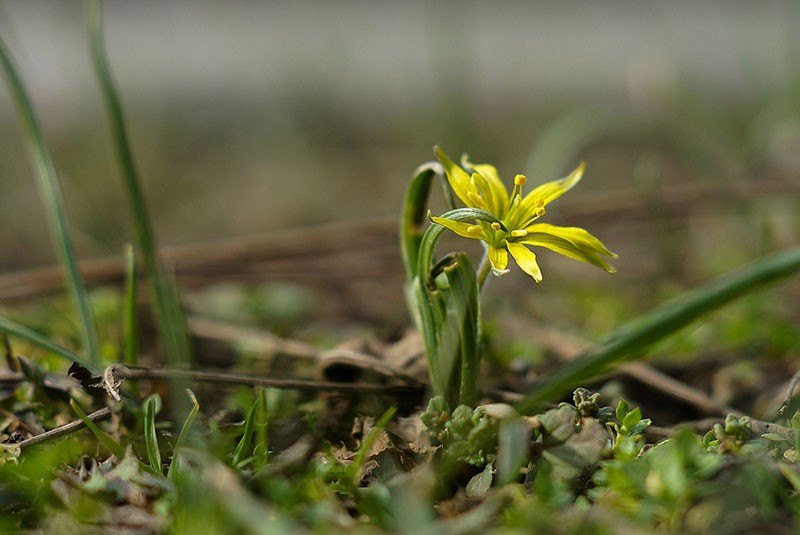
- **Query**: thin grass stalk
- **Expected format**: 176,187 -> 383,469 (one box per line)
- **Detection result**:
0,37 -> 100,368
70,399 -> 126,458
86,1 -> 191,365
254,386 -> 268,469
518,246 -> 800,413
168,389 -> 200,481
231,399 -> 258,468
349,406 -> 397,484
0,316 -> 90,368
123,244 -> 138,366
143,394 -> 163,473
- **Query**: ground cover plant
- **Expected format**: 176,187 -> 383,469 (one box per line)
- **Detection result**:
2,4 -> 800,534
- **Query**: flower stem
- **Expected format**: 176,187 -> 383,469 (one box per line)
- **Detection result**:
476,251 -> 491,291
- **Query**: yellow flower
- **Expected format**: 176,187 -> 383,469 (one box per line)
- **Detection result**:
430,147 -> 617,282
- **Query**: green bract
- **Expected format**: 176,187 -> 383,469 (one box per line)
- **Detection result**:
431,147 -> 618,282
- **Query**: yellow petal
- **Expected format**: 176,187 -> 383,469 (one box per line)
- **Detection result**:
468,172 -> 494,212
488,245 -> 508,272
463,157 -> 509,215
520,223 -> 617,272
521,162 -> 584,210
434,147 -> 476,208
430,216 -> 484,240
506,241 -> 543,282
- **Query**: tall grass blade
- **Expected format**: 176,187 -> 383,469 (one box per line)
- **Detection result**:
143,394 -> 163,473
70,399 -> 125,458
168,389 -> 200,481
122,243 -> 138,367
349,406 -> 397,484
231,398 -> 258,468
0,316 -> 91,368
518,246 -> 800,413
0,37 -> 100,368
86,0 -> 191,366
253,386 -> 268,469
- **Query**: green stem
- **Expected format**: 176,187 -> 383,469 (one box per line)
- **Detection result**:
476,251 -> 491,291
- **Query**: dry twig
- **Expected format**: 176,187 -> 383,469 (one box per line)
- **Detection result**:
2,407 -> 111,451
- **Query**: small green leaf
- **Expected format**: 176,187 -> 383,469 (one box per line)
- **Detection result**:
465,463 -> 493,498
615,399 -> 630,422
497,418 -> 530,486
627,419 -> 652,437
622,407 -> 642,431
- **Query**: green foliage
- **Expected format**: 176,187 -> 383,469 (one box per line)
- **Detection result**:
401,163 -> 494,407
607,399 -> 652,460
422,397 -> 508,467
703,414 -> 752,454
231,397 -> 260,469
168,389 -> 200,480
519,245 -> 800,413
143,394 -> 163,473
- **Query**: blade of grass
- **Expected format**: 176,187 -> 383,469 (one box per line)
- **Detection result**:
168,389 -> 200,481
86,0 -> 191,366
518,246 -> 800,413
143,394 -> 163,473
0,36 -> 100,368
123,243 -> 138,367
253,386 -> 268,469
0,316 -> 91,368
349,406 -> 397,485
122,244 -> 140,398
231,398 -> 258,468
70,399 -> 125,458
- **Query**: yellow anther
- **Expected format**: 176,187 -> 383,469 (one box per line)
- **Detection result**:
535,207 -> 546,217
514,174 -> 527,186
510,229 -> 528,238
466,225 -> 482,235
491,222 -> 502,231
534,198 -> 544,208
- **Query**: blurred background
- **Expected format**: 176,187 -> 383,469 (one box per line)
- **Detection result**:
1,1 -> 799,347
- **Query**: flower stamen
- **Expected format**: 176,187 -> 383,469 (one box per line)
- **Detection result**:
500,176 -> 525,214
